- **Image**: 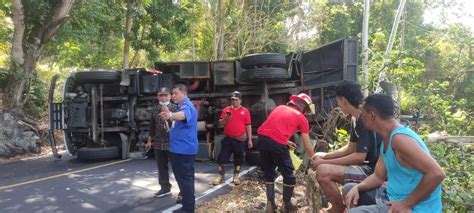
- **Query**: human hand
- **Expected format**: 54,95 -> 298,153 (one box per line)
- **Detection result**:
144,141 -> 152,152
287,141 -> 297,149
248,140 -> 253,149
345,185 -> 360,209
311,152 -> 327,161
310,157 -> 325,170
159,112 -> 171,120
387,200 -> 412,213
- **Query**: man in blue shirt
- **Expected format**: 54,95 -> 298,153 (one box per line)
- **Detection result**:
160,84 -> 198,212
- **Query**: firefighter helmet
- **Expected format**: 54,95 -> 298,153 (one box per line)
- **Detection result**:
290,93 -> 315,114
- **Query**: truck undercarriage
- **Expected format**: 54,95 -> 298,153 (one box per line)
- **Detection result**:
48,39 -> 358,163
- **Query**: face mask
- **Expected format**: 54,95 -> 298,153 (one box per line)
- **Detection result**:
159,101 -> 170,106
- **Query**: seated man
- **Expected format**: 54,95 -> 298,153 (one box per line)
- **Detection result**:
311,81 -> 381,213
345,94 -> 445,212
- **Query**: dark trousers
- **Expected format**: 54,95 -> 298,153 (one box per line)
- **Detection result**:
257,136 -> 296,185
154,149 -> 171,190
170,152 -> 196,212
216,137 -> 244,166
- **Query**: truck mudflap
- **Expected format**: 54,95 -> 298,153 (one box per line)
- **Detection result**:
48,74 -> 62,159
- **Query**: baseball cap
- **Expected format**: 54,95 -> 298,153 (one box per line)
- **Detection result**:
230,91 -> 242,99
158,87 -> 171,95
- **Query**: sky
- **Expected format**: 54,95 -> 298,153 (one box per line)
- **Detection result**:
423,0 -> 474,33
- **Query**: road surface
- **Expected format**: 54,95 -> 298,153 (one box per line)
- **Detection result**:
0,152 -> 254,213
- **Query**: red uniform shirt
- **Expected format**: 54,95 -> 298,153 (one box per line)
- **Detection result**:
257,105 -> 309,145
220,106 -> 251,138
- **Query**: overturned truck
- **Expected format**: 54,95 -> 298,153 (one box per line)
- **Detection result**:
48,39 -> 358,162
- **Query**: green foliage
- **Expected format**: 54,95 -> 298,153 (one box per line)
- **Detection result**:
130,0 -> 192,64
329,128 -> 350,151
311,1 -> 363,46
384,25 -> 474,135
45,0 -> 125,69
428,141 -> 473,212
311,0 -> 473,135
24,75 -> 48,118
0,0 -> 11,70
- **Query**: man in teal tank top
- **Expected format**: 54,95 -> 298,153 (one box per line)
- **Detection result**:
345,94 -> 445,213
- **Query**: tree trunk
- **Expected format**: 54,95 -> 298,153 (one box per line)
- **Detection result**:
3,0 -> 75,112
10,0 -> 25,66
4,74 -> 26,113
123,0 -> 133,69
214,0 -> 225,60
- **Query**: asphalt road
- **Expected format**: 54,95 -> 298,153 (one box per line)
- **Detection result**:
0,152 -> 253,213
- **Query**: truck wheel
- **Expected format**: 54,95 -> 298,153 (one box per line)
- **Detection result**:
75,71 -> 121,84
241,53 -> 286,69
77,146 -> 121,161
240,67 -> 290,83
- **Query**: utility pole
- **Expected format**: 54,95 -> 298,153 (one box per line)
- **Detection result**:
361,0 -> 370,97
376,0 -> 407,92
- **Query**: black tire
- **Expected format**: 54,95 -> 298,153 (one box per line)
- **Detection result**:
77,146 -> 121,161
75,71 -> 121,84
241,53 -> 286,69
240,67 -> 290,83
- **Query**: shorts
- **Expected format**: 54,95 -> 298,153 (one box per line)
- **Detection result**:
344,165 -> 373,184
344,182 -> 389,212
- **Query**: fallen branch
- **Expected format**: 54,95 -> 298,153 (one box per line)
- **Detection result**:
17,120 -> 39,135
426,135 -> 474,147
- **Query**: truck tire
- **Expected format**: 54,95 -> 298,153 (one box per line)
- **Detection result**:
75,71 -> 121,84
240,67 -> 289,83
77,146 -> 121,161
241,53 -> 286,69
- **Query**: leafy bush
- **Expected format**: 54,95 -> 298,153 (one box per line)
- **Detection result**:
329,128 -> 350,151
23,76 -> 48,119
428,141 -> 473,212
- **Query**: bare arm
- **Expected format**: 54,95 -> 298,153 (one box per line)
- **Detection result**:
246,125 -> 252,141
311,142 -> 363,169
356,156 -> 386,191
171,112 -> 186,121
159,111 -> 186,121
301,133 -> 315,157
320,151 -> 367,166
324,142 -> 356,159
345,156 -> 386,207
391,135 -> 446,208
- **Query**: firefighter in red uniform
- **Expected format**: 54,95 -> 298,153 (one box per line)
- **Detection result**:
257,93 -> 316,212
212,91 -> 253,186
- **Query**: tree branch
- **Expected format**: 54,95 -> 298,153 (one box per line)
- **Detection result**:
36,0 -> 75,46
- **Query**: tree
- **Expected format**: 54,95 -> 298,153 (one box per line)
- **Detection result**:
129,0 -> 192,66
3,0 -> 74,113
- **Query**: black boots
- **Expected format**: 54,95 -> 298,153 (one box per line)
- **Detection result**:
282,184 -> 297,212
265,182 -> 277,212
